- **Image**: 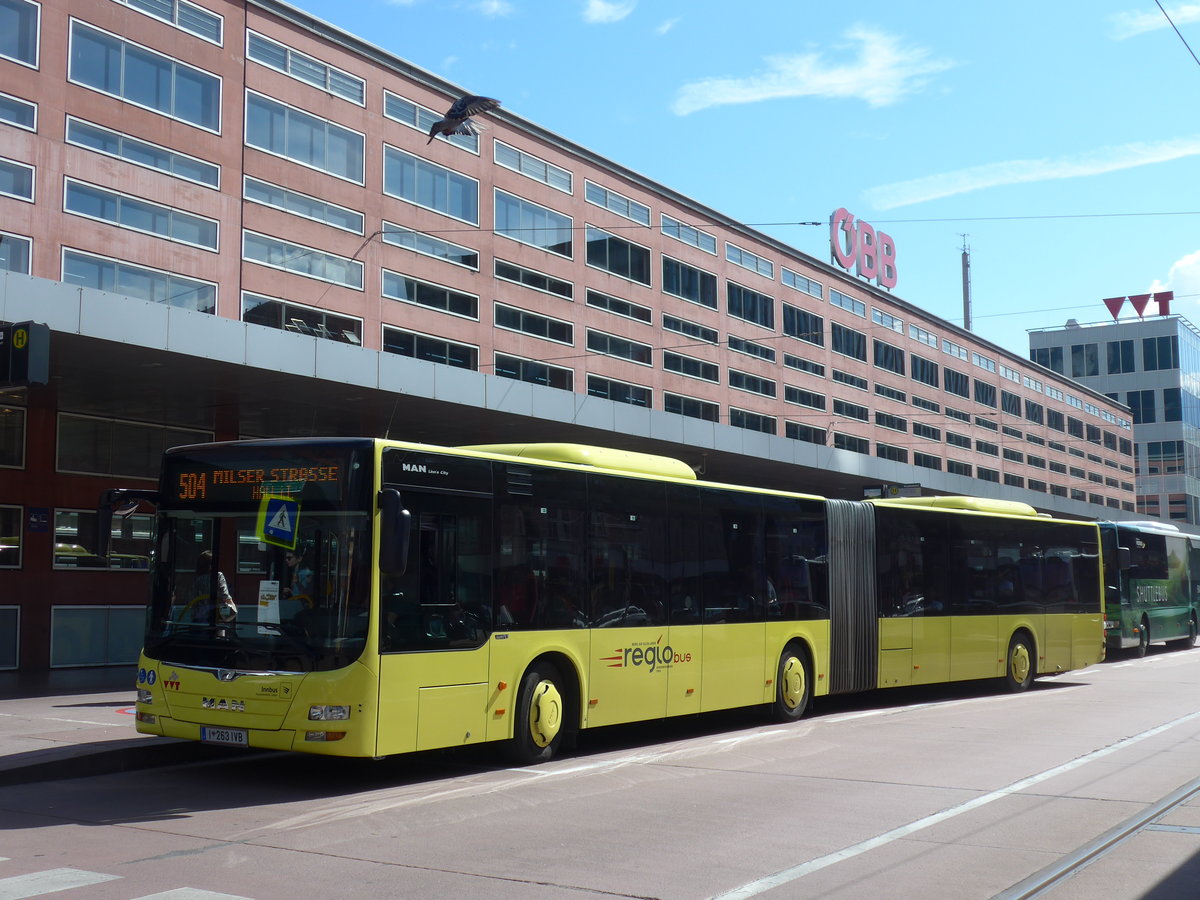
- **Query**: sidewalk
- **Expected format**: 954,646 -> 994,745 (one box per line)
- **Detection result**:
0,665 -> 224,786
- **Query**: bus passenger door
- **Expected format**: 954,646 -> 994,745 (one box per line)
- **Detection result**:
377,488 -> 493,756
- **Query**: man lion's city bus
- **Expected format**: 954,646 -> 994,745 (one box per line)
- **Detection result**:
100,438 -> 1105,764
1099,520 -> 1200,656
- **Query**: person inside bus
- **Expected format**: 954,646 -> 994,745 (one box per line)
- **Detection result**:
187,550 -> 236,624
283,547 -> 314,607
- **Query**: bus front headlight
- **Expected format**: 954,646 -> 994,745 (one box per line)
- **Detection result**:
309,705 -> 351,721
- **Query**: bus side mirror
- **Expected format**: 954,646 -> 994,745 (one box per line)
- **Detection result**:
96,489 -> 159,560
378,488 -> 412,575
1118,546 -> 1132,571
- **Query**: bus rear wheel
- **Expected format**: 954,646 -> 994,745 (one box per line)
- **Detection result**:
1184,616 -> 1197,649
1004,632 -> 1035,693
505,661 -> 566,765
772,644 -> 812,722
1136,619 -> 1150,658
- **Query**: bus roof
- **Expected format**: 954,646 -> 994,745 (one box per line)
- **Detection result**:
1101,520 -> 1182,534
870,495 -> 1040,517
458,442 -> 698,481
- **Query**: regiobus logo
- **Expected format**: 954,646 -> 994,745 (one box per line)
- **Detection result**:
601,635 -> 693,673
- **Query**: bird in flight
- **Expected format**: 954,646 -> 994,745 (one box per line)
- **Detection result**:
427,95 -> 502,144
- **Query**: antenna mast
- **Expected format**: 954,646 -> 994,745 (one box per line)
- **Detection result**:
960,235 -> 972,331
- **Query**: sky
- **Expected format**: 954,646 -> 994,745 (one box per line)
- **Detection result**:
291,0 -> 1200,361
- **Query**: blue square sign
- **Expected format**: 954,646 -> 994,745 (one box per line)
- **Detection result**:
257,495 -> 299,548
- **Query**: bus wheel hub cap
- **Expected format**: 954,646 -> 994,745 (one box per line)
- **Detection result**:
530,681 -> 562,747
781,657 -> 805,709
1011,646 -> 1030,682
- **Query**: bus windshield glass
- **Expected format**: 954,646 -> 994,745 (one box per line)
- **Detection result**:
146,441 -> 374,672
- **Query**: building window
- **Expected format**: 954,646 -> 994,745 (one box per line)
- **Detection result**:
0,403 -> 25,468
911,354 -> 938,388
495,141 -> 572,192
0,504 -> 20,569
243,231 -> 362,289
384,91 -> 478,152
67,117 -> 219,188
782,268 -> 822,299
70,22 -> 220,130
383,224 -> 477,269
729,407 -> 776,434
62,249 -> 216,313
64,179 -> 218,250
662,256 -> 717,308
833,399 -> 868,422
0,91 -> 35,130
494,259 -> 571,299
976,416 -> 998,431
245,176 -> 363,233
943,367 -> 969,398
662,314 -> 717,344
914,452 -> 941,471
587,289 -> 651,324
661,214 -> 716,254
0,157 -> 33,202
946,431 -> 971,449
244,292 -> 362,345
113,0 -> 222,44
830,289 -> 865,317
3,0 -> 38,67
664,392 -> 719,421
494,353 -> 573,391
585,180 -> 649,224
976,440 -> 999,456
495,303 -> 573,344
1070,342 -> 1099,377
1003,448 -> 1025,463
831,323 -> 866,361
872,309 -> 903,333
909,324 -> 938,348
941,338 -> 968,361
57,414 -> 210,478
725,242 -> 773,278
782,304 -> 823,346
1024,399 -> 1044,425
247,92 -> 363,182
1129,390 -> 1156,425
1164,387 -> 1182,422
786,421 -> 826,445
382,146 -> 476,221
785,387 -> 825,410
1003,474 -> 1025,488
663,350 -> 719,383
54,509 -> 154,572
586,328 -> 652,364
586,225 -> 649,283
875,411 -> 907,432
1143,335 -> 1179,371
873,339 -> 905,375
1031,346 -> 1064,373
1106,339 -> 1135,374
912,395 -> 940,414
383,271 -> 478,319
1001,390 -> 1021,416
728,335 -> 775,363
729,369 -> 776,398
832,370 -> 867,391
876,383 -> 906,403
247,31 -> 363,103
876,443 -> 908,463
783,354 -> 824,377
972,351 -> 996,373
974,381 -> 996,408
834,433 -> 869,454
913,422 -> 940,442
728,282 -> 774,329
383,327 -> 477,370
977,467 -> 1000,483
0,231 -> 31,274
947,460 -> 972,477
588,374 -> 651,407
945,407 -> 971,423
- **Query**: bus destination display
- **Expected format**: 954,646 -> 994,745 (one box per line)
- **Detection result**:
171,462 -> 343,503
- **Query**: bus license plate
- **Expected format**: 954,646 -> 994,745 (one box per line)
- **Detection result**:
201,726 -> 248,746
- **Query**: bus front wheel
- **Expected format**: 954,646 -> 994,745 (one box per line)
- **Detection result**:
1136,619 -> 1150,658
1005,632 -> 1035,692
772,644 -> 812,722
505,662 -> 566,765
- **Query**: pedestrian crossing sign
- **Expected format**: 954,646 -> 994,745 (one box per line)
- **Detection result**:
257,494 -> 300,548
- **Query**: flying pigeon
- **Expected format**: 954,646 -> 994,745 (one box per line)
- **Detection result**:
427,95 -> 502,144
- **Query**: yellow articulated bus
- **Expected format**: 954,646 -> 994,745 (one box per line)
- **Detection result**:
100,438 -> 1104,764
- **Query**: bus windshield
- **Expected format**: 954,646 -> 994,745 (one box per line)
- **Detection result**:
145,441 -> 374,672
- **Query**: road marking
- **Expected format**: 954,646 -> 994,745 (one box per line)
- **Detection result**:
132,890 -> 254,899
0,868 -> 119,899
711,707 -> 1200,899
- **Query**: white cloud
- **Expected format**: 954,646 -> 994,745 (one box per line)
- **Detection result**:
656,17 -> 680,35
474,0 -> 514,15
583,0 -> 635,24
671,26 -> 954,116
864,136 -> 1200,209
1111,3 -> 1200,39
1151,249 -> 1200,302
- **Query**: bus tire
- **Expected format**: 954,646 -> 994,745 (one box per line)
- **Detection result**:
1184,616 -> 1197,649
505,661 -> 566,765
1004,631 -> 1035,693
1136,618 -> 1150,658
772,643 -> 812,722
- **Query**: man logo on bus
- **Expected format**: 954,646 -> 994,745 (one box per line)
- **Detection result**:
601,636 -> 693,673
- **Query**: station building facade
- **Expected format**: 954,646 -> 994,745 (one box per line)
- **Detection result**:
1030,313 -> 1200,525
0,0 -> 1135,673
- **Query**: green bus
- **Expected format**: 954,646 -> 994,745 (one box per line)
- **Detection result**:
1100,520 -> 1200,655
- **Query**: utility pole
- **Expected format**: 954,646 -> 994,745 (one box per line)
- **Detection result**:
960,235 -> 972,332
